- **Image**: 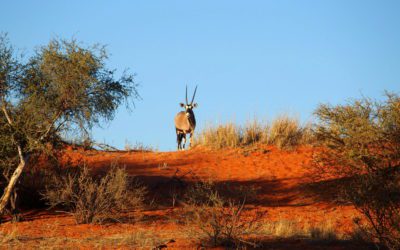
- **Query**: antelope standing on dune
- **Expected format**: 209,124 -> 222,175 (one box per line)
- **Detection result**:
174,85 -> 198,150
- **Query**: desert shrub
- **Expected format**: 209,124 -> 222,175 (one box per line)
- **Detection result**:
183,180 -> 264,248
268,115 -> 304,150
313,92 -> 400,249
183,177 -> 258,207
184,179 -> 219,206
42,165 -> 146,224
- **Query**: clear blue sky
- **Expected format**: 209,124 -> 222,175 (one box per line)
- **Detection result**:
1,1 -> 399,151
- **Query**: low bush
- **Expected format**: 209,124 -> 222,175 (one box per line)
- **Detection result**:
313,92 -> 400,250
182,179 -> 264,248
42,165 -> 146,224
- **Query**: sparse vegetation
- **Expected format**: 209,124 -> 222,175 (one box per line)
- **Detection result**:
42,165 -> 146,224
89,230 -> 169,249
124,140 -> 155,152
181,179 -> 264,248
0,226 -> 169,249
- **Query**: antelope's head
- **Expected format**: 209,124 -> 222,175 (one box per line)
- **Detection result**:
180,85 -> 198,117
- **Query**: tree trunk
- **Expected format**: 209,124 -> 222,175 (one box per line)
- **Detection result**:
0,102 -> 30,215
0,149 -> 29,215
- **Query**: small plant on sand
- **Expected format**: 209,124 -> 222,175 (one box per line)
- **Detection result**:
183,180 -> 264,248
124,140 -> 154,152
42,165 -> 146,224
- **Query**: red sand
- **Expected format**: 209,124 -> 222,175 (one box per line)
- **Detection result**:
0,145 -> 363,249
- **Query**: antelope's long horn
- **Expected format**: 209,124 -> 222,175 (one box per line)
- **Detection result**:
191,85 -> 198,104
186,85 -> 188,105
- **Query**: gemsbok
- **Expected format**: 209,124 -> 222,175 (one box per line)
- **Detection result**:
174,85 -> 198,150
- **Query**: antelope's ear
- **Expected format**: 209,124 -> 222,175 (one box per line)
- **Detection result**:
193,103 -> 198,108
180,103 -> 185,107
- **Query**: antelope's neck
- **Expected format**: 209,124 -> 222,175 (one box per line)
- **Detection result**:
187,111 -> 196,130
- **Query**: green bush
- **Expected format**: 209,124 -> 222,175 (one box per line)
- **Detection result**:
313,92 -> 400,250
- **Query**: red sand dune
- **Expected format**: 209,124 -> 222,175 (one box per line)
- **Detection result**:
0,145 -> 364,249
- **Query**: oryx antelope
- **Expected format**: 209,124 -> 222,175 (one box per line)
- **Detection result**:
174,85 -> 198,150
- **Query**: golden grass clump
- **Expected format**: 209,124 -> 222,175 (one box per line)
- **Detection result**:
195,123 -> 241,149
195,115 -> 311,150
262,219 -> 340,240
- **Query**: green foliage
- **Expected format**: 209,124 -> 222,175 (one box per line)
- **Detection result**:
0,34 -> 139,215
20,38 -> 138,141
1,35 -> 138,152
313,93 -> 400,249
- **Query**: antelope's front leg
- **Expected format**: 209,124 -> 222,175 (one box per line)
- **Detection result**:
189,132 -> 194,148
182,134 -> 186,150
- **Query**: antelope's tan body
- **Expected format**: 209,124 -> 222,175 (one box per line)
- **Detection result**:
174,111 -> 196,133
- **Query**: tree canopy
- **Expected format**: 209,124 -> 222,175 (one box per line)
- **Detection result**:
0,33 -> 140,214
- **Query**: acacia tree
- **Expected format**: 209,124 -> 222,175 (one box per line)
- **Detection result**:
313,93 -> 400,249
0,34 -> 139,215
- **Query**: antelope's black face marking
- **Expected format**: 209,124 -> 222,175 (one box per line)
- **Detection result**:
185,104 -> 193,111
180,103 -> 198,113
180,103 -> 197,109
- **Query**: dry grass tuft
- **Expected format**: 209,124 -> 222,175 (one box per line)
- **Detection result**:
262,219 -> 340,240
124,140 -> 155,152
263,219 -> 307,238
195,115 -> 312,150
268,115 -> 304,150
242,118 -> 268,146
195,122 -> 242,149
